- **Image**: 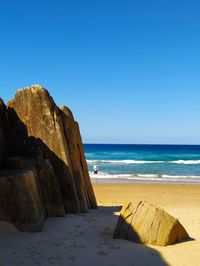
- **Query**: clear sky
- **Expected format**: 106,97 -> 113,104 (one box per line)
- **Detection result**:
0,0 -> 200,144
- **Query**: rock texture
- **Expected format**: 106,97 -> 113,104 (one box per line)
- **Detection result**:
0,85 -> 97,231
113,201 -> 189,246
0,169 -> 44,231
0,99 -> 7,167
61,106 -> 97,210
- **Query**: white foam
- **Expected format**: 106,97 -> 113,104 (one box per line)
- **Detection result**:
87,159 -> 164,164
89,172 -> 119,179
87,159 -> 200,165
89,172 -> 200,182
162,174 -> 200,179
171,160 -> 200,165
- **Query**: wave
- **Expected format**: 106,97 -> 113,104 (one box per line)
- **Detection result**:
89,171 -> 200,182
171,160 -> 200,165
87,159 -> 164,164
87,159 -> 200,165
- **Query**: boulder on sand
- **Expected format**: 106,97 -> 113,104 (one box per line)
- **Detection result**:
113,201 -> 189,246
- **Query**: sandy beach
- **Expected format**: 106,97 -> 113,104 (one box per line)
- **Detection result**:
1,183 -> 200,266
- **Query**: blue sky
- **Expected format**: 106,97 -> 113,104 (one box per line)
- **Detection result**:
0,0 -> 200,144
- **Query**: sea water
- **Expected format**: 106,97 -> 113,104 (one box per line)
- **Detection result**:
84,144 -> 200,183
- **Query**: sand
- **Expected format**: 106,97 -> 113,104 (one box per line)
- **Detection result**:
1,183 -> 200,266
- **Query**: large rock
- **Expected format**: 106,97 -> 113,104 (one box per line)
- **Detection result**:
7,86 -> 81,213
75,121 -> 97,209
113,201 -> 189,246
7,85 -> 97,212
0,169 -> 45,232
0,99 -> 7,167
61,106 -> 97,211
0,84 -> 97,232
5,156 -> 65,217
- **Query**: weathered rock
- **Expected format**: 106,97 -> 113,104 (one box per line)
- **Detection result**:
75,122 -> 97,209
6,104 -> 28,157
113,201 -> 189,246
0,99 -> 7,167
61,106 -> 88,212
0,169 -> 45,232
33,153 -> 65,217
0,84 -> 97,231
5,156 -> 65,217
61,106 -> 98,212
7,86 -> 80,213
0,171 -> 16,223
6,85 -> 97,213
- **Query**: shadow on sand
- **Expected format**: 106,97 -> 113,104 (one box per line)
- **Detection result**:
91,206 -> 169,266
0,206 -> 170,266
0,107 -> 170,265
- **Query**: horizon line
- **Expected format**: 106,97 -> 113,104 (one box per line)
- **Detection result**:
84,143 -> 200,146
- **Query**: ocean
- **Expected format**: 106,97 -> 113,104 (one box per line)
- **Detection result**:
84,144 -> 200,184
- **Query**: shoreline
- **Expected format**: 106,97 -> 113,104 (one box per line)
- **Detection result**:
90,177 -> 200,185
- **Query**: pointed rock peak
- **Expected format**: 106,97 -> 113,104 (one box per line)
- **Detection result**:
60,106 -> 74,120
29,84 -> 49,94
16,84 -> 50,97
31,84 -> 43,89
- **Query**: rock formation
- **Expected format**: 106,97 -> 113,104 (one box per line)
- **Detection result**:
0,85 -> 97,231
113,201 -> 189,246
0,169 -> 45,232
0,99 -> 7,167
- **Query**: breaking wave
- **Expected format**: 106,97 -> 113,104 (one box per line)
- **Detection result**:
171,160 -> 200,165
87,159 -> 200,165
87,160 -> 164,164
89,172 -> 200,183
